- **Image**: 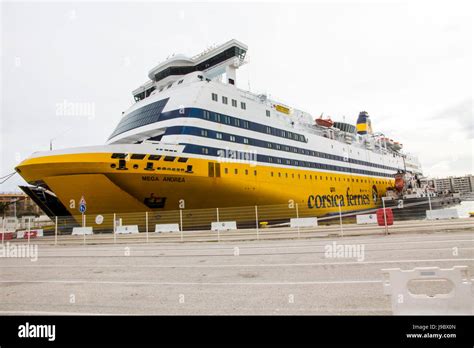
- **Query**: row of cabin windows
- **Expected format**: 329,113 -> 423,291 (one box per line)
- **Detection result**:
223,167 -> 257,176
200,110 -> 306,143
111,153 -> 188,163
189,127 -> 395,171
220,167 -> 391,185
212,93 -> 246,110
193,145 -> 394,178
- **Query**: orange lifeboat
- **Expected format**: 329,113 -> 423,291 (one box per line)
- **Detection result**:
395,174 -> 405,192
315,116 -> 334,128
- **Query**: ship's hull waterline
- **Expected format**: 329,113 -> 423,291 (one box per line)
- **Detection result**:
16,150 -> 394,229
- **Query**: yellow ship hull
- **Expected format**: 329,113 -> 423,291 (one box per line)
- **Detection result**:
16,151 -> 394,229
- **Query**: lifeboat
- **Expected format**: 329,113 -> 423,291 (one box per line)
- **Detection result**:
315,116 -> 334,128
392,141 -> 402,151
394,174 -> 405,192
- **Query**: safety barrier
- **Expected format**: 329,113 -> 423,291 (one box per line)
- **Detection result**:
211,221 -> 237,231
382,266 -> 472,315
72,227 -> 93,235
115,225 -> 139,234
290,217 -> 318,228
426,209 -> 459,220
155,224 -> 180,233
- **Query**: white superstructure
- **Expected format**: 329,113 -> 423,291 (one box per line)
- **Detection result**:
107,39 -> 422,180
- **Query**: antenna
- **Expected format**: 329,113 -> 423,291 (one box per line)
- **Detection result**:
49,127 -> 73,151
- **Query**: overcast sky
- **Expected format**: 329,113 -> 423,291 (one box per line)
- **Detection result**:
1,0 -> 472,192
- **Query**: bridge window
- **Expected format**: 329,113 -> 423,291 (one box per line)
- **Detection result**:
131,154 -> 146,160
177,157 -> 188,163
148,155 -> 161,161
164,156 -> 176,162
108,98 -> 169,139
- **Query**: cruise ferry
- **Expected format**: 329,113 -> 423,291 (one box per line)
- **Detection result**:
15,39 -> 422,225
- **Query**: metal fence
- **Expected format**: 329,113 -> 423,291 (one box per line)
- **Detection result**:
1,194 -> 468,245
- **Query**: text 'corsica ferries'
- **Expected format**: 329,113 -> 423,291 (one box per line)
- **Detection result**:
16,39 -> 422,224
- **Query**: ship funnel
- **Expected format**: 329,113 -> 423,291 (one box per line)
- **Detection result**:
356,111 -> 372,135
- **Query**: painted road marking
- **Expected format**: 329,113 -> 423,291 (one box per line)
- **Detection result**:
1,258 -> 473,269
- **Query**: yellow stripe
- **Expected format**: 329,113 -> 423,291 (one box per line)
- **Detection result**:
356,123 -> 367,132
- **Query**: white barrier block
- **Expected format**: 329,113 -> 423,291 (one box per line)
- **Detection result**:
290,217 -> 318,228
356,214 -> 377,224
155,223 -> 180,233
426,209 -> 459,220
211,221 -> 237,231
115,225 -> 139,234
382,266 -> 472,315
72,227 -> 93,235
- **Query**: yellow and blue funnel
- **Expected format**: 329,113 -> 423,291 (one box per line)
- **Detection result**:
356,111 -> 372,135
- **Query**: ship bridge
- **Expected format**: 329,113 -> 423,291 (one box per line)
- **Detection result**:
133,39 -> 247,102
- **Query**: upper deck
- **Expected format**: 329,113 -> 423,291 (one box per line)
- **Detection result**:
133,39 -> 247,102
